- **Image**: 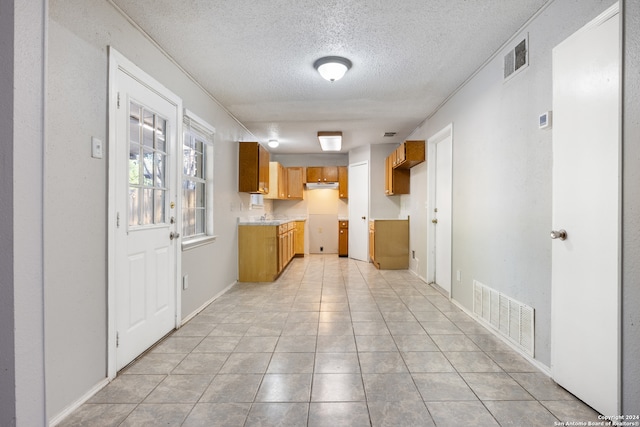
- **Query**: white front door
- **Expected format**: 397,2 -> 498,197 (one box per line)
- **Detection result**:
551,4 -> 620,415
348,162 -> 369,262
110,50 -> 182,372
427,125 -> 453,295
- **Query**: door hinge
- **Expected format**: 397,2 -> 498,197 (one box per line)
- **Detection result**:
117,212 -> 120,228
116,332 -> 119,348
117,92 -> 121,109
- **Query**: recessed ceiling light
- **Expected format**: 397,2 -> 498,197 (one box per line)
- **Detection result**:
313,56 -> 352,82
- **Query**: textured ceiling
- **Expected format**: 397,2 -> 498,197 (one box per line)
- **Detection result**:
112,0 -> 548,153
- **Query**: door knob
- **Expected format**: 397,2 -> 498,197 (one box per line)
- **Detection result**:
361,216 -> 366,220
550,229 -> 567,240
169,232 -> 180,240
432,219 -> 438,224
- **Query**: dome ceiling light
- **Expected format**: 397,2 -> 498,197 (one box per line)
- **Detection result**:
313,56 -> 352,82
268,139 -> 279,148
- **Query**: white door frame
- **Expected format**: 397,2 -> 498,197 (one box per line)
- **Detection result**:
348,161 -> 369,262
426,123 -> 453,296
107,47 -> 182,378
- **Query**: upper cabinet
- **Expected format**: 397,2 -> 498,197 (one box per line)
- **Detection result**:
238,142 -> 270,194
265,162 -> 287,199
385,140 -> 425,195
338,166 -> 348,199
286,167 -> 304,199
265,164 -> 304,200
307,166 -> 338,183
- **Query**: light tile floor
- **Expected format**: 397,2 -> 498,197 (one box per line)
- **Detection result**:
61,255 -> 601,426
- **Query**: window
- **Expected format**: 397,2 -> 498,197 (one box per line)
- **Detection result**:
182,110 -> 215,248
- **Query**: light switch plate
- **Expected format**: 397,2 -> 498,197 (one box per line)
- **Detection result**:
91,137 -> 103,159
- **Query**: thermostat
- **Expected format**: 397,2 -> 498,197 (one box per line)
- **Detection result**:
539,111 -> 552,129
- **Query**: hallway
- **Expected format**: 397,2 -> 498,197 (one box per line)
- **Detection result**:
60,255 -> 599,426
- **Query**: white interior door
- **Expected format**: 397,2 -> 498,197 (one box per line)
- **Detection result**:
348,162 -> 369,262
551,4 -> 620,415
427,124 -> 453,295
110,50 -> 182,372
434,135 -> 452,295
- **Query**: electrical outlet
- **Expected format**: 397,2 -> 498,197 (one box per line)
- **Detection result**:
456,270 -> 461,282
183,274 -> 189,290
320,246 -> 324,252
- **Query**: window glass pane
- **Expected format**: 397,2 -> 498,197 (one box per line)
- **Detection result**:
129,144 -> 141,185
155,152 -> 165,188
183,145 -> 195,177
183,207 -> 195,237
156,117 -> 166,152
129,104 -> 141,145
195,146 -> 204,180
196,182 -> 205,209
154,189 -> 165,224
142,188 -> 153,225
184,180 -> 195,208
129,188 -> 139,226
196,208 -> 205,235
142,148 -> 154,187
143,109 -> 154,148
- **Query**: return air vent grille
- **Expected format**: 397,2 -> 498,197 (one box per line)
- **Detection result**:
383,132 -> 397,137
473,280 -> 534,356
504,35 -> 528,81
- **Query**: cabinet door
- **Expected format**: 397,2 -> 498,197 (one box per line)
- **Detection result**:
368,223 -> 375,262
323,166 -> 338,182
385,156 -> 393,195
287,167 -> 304,199
338,166 -> 348,198
306,167 -> 323,182
395,144 -> 405,166
258,144 -> 270,193
294,221 -> 305,255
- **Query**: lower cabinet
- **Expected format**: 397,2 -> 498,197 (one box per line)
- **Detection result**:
294,220 -> 305,256
369,219 -> 409,269
238,222 -> 297,282
338,220 -> 348,257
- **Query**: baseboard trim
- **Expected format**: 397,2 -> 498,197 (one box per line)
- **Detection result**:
49,378 -> 110,426
181,280 -> 237,325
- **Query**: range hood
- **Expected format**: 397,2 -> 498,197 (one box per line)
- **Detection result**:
305,182 -> 339,190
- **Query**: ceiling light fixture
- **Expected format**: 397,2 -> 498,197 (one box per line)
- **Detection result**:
313,56 -> 352,82
317,131 -> 342,151
268,139 -> 279,148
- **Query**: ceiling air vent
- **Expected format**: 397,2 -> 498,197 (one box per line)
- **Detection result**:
383,132 -> 397,137
504,35 -> 528,81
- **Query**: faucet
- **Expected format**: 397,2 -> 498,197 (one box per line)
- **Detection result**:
260,214 -> 266,221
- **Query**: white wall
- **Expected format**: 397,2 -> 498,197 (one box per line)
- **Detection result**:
404,0 -> 617,368
46,0 -> 255,419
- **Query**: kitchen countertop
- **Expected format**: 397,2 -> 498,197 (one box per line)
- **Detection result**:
237,217 -> 306,226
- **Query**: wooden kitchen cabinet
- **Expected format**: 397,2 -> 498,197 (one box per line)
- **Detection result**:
338,166 -> 348,198
369,219 -> 409,269
306,166 -> 338,183
338,220 -> 348,257
265,162 -> 287,199
384,140 -> 424,195
294,220 -> 305,256
238,142 -> 270,194
393,140 -> 425,169
385,155 -> 410,195
238,225 -> 279,282
238,221 -> 297,282
286,167 -> 304,199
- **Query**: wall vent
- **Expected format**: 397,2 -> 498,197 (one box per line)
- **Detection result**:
473,280 -> 534,356
503,35 -> 529,81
